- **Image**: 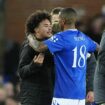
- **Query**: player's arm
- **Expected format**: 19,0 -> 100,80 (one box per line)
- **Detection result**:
27,34 -> 48,52
87,35 -> 101,53
28,33 -> 64,53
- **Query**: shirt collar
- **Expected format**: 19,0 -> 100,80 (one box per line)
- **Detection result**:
68,29 -> 78,31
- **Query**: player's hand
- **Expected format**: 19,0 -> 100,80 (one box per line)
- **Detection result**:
27,34 -> 41,51
33,53 -> 45,65
86,91 -> 94,103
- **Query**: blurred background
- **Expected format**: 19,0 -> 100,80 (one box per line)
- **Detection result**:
0,0 -> 105,105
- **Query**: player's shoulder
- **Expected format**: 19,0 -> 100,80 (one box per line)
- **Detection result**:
78,30 -> 86,36
79,30 -> 90,39
52,31 -> 63,38
48,32 -> 62,43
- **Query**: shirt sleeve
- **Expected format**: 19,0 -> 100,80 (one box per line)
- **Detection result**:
86,36 -> 97,52
43,33 -> 64,53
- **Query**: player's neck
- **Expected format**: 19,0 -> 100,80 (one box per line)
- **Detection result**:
64,24 -> 76,31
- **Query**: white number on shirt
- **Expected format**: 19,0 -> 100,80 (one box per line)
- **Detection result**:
72,45 -> 86,68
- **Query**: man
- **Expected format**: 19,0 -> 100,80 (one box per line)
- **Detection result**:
86,53 -> 96,105
51,7 -> 96,105
28,8 -> 100,105
18,10 -> 54,105
51,7 -> 63,34
51,7 -> 63,24
94,30 -> 105,105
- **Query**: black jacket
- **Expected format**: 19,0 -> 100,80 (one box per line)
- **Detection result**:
18,40 -> 54,105
86,53 -> 96,92
94,30 -> 105,104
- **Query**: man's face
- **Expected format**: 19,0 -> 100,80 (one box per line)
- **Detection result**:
52,14 -> 59,24
35,19 -> 52,39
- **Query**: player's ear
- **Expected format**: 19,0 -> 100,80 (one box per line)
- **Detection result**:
61,18 -> 66,25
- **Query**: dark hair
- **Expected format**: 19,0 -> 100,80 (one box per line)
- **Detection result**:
25,10 -> 51,35
59,8 -> 77,25
51,7 -> 63,15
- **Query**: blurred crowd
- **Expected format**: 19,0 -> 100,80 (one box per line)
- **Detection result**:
0,2 -> 105,105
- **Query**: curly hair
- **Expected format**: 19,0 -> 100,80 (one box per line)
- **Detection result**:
25,10 -> 51,35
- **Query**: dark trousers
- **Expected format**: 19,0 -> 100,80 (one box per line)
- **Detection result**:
20,82 -> 53,105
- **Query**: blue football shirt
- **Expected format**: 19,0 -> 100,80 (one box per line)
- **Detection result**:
44,29 -> 96,99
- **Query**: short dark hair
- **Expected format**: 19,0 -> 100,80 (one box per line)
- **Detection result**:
59,8 -> 77,25
51,7 -> 63,15
25,10 -> 51,35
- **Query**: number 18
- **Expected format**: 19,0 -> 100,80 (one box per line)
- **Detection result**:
72,45 -> 86,68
